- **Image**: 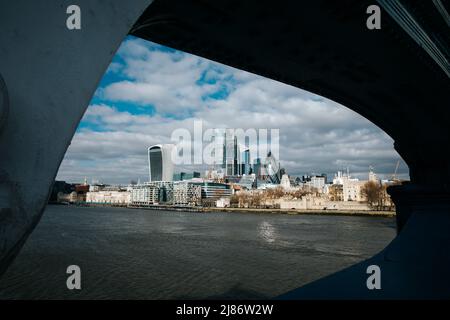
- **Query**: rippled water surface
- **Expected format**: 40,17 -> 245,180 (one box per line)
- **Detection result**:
0,205 -> 396,299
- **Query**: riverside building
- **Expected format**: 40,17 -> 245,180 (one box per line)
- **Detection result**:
173,182 -> 202,206
130,184 -> 159,205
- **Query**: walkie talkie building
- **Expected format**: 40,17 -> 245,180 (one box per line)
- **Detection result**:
148,144 -> 175,182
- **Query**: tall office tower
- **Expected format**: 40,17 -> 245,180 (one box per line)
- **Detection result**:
225,136 -> 233,176
224,133 -> 241,176
243,148 -> 251,175
233,135 -> 240,175
264,151 -> 281,184
148,144 -> 175,182
222,136 -> 227,170
253,158 -> 262,178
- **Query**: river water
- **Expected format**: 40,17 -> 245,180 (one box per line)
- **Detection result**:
0,205 -> 396,299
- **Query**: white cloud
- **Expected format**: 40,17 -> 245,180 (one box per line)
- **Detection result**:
57,37 -> 409,184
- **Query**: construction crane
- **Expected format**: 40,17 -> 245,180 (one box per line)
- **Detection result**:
391,160 -> 400,182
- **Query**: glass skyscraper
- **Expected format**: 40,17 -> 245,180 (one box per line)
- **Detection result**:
148,144 -> 175,182
243,148 -> 251,175
224,133 -> 241,176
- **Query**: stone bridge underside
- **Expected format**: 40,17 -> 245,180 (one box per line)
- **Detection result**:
0,0 -> 449,298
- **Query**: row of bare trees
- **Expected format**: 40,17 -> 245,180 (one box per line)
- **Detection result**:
230,187 -> 313,208
360,181 -> 395,211
230,182 -> 396,211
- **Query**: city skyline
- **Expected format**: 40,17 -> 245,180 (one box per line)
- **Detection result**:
56,35 -> 409,184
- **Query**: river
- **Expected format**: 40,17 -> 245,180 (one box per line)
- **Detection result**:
0,205 -> 396,299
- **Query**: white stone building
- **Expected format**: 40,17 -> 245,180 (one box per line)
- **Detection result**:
216,197 -> 230,208
86,190 -> 130,205
276,195 -> 326,210
280,174 -> 291,190
332,171 -> 367,202
343,179 -> 366,202
308,175 -> 326,192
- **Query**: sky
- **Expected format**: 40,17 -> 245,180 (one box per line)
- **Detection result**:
56,35 -> 409,185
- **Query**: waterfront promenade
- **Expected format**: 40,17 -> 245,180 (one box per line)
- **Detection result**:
79,202 -> 395,217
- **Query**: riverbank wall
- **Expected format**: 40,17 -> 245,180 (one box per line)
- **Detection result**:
124,204 -> 396,217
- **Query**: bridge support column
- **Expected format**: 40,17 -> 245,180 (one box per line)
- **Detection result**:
0,0 -> 154,276
389,141 -> 450,233
388,184 -> 450,233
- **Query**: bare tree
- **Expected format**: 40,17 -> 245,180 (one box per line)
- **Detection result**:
361,181 -> 395,210
328,185 -> 343,201
361,181 -> 381,209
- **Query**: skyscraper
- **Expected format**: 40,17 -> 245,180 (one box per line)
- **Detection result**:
224,133 -> 241,176
243,148 -> 251,175
263,151 -> 281,184
148,144 -> 175,182
253,158 -> 262,178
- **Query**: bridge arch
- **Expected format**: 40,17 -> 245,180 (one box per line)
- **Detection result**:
0,0 -> 449,297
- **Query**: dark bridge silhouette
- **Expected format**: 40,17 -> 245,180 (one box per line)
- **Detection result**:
0,0 -> 449,298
